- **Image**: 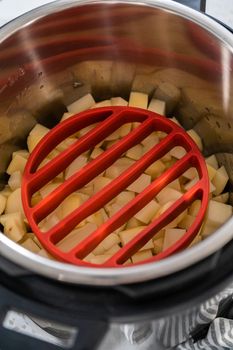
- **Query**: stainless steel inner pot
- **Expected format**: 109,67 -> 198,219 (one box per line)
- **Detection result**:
0,0 -> 232,286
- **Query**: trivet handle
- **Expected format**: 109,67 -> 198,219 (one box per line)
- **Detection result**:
0,283 -> 108,350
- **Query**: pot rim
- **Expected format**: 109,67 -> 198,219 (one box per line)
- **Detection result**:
0,0 -> 233,286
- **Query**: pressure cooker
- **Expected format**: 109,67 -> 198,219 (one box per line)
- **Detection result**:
0,0 -> 233,349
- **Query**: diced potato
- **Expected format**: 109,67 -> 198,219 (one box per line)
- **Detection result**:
113,191 -> 135,206
213,192 -> 229,204
0,186 -> 12,198
60,112 -> 74,122
189,200 -> 201,216
92,243 -> 105,255
129,92 -> 148,109
27,124 -> 49,153
126,144 -> 143,160
127,174 -> 151,193
183,167 -> 198,180
187,129 -> 203,151
83,252 -> 95,263
38,249 -> 55,260
205,155 -> 218,169
141,133 -> 159,151
111,97 -> 128,106
184,177 -> 199,191
67,93 -> 95,113
104,244 -> 121,255
131,249 -> 153,263
65,155 -> 88,179
0,194 -> 6,215
0,212 -> 26,242
101,233 -> 120,251
206,164 -> 217,181
201,223 -> 218,238
119,226 -> 146,245
163,228 -> 186,251
165,210 -> 187,229
105,158 -> 134,178
79,184 -> 93,196
170,146 -> 186,159
12,150 -> 29,159
86,209 -> 106,227
167,179 -> 181,191
56,138 -> 76,153
39,213 -> 60,232
21,237 -> 41,253
78,123 -> 98,138
90,148 -> 104,159
90,255 -> 112,264
119,123 -> 132,138
93,100 -> 112,108
6,154 -> 27,175
93,176 -> 112,194
153,237 -> 164,254
179,214 -> 195,229
212,166 -> 229,196
205,200 -> 232,226
57,223 -> 97,252
145,160 -> 166,179
8,171 -> 22,191
157,188 -> 182,205
39,182 -> 61,199
126,217 -> 142,229
58,193 -> 83,220
5,188 -> 24,217
135,201 -> 160,224
148,99 -> 166,115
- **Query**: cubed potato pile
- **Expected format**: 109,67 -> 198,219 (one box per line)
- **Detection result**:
0,91 -> 232,265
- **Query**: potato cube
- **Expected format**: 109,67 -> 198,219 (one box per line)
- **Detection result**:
0,194 -> 6,215
105,158 -> 134,178
57,223 -> 97,252
201,223 -> 218,238
65,155 -> 88,179
126,217 -> 142,229
189,234 -> 202,247
79,184 -> 93,196
170,146 -> 186,159
27,124 -> 49,153
67,93 -> 95,113
21,237 -> 41,253
0,212 -> 26,242
90,255 -> 112,264
189,200 -> 201,216
127,174 -> 151,193
153,237 -> 164,254
163,228 -> 186,251
141,133 -> 159,151
101,233 -> 120,251
119,123 -> 132,137
86,208 -> 108,227
131,250 -> 153,263
135,201 -> 160,224
167,179 -> 181,191
179,214 -> 195,229
39,213 -> 60,232
206,164 -> 217,181
184,177 -> 199,191
212,166 -> 229,196
111,97 -> 128,106
6,154 -> 27,175
5,188 -> 24,217
93,176 -> 112,194
148,99 -> 166,115
114,191 -> 135,206
38,249 -> 55,260
183,167 -> 198,180
90,148 -> 104,159
56,138 -> 76,153
129,92 -> 148,109
213,192 -> 229,204
104,244 -> 121,255
145,160 -> 166,179
205,200 -> 232,226
0,186 -> 12,198
157,188 -> 182,205
119,226 -> 146,245
39,182 -> 61,199
187,129 -> 203,151
58,193 -> 83,220
12,150 -> 29,159
8,171 -> 22,191
126,144 -> 143,160
205,155 -> 218,169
